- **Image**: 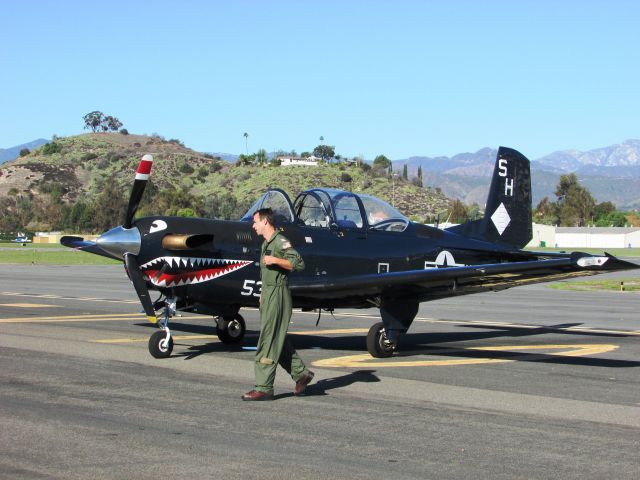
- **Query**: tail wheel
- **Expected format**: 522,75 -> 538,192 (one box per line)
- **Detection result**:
217,314 -> 246,344
366,322 -> 395,358
149,330 -> 173,358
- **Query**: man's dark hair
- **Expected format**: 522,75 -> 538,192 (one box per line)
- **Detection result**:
254,208 -> 275,226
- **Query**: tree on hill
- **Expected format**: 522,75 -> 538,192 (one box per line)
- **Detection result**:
313,144 -> 335,161
373,154 -> 391,172
448,199 -> 469,223
83,111 -> 124,133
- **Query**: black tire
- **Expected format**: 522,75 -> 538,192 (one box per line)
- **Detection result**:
217,314 -> 246,344
366,322 -> 395,358
148,330 -> 174,359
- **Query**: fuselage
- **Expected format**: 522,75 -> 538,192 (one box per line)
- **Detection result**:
131,214 -> 529,314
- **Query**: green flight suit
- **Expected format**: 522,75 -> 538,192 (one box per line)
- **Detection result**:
254,230 -> 309,393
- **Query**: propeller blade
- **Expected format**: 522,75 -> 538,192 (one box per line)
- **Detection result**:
60,235 -> 118,260
123,154 -> 153,228
124,252 -> 157,323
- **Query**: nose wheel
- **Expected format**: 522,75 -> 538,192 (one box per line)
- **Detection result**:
216,314 -> 246,344
148,297 -> 175,359
149,329 -> 173,358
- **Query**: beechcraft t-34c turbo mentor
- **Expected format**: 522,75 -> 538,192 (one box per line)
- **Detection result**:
62,148 -> 637,359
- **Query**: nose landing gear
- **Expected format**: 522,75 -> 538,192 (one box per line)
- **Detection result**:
148,298 -> 176,359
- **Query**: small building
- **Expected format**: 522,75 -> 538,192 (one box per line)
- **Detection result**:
33,232 -> 99,244
279,155 -> 320,166
33,231 -> 63,244
554,227 -> 640,249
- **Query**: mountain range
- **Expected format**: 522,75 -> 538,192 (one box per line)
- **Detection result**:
392,140 -> 640,210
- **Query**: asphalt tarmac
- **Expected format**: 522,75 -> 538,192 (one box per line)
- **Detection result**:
1,264 -> 639,479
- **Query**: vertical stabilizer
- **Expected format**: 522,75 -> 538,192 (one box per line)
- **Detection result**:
447,147 -> 532,249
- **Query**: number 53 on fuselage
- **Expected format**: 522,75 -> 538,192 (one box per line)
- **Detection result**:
61,147 -> 637,359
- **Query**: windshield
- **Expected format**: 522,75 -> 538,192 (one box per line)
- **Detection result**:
359,194 -> 409,231
240,189 -> 295,223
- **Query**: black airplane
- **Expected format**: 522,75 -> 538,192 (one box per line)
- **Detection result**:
61,148 -> 637,359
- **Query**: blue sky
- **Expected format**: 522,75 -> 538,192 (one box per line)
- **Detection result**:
1,0 -> 638,160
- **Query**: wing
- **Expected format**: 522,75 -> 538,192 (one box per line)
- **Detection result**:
290,254 -> 638,302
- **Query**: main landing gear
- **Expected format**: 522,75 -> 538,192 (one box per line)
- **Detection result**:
216,313 -> 246,344
366,322 -> 396,358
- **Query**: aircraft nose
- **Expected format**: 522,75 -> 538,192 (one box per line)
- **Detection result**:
96,226 -> 141,258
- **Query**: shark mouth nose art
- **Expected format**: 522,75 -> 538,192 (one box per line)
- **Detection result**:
141,257 -> 253,287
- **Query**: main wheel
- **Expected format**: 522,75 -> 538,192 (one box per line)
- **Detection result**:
149,330 -> 173,358
217,314 -> 246,344
366,322 -> 395,358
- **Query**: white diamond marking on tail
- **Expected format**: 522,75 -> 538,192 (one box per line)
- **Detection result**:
491,203 -> 511,235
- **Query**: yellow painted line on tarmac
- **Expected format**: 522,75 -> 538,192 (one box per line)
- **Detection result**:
290,328 -> 369,336
312,344 -> 619,368
0,291 -> 138,304
0,303 -> 54,308
0,313 -> 147,323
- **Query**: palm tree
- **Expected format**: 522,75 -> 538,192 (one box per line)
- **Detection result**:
243,132 -> 249,155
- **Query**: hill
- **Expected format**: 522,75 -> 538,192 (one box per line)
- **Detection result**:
0,133 -> 451,232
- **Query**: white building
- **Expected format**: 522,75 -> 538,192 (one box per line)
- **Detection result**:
554,227 -> 640,249
279,155 -> 320,166
526,224 -> 640,248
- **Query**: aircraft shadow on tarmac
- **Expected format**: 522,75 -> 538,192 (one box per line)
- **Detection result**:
138,321 -> 640,369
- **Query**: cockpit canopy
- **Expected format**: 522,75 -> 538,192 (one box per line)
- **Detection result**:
241,188 -> 409,232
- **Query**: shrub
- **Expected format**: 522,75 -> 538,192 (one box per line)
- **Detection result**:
81,152 -> 98,162
19,148 -> 30,157
97,159 -> 109,169
120,128 -> 129,135
41,142 -> 62,155
340,172 -> 352,183
179,162 -> 194,174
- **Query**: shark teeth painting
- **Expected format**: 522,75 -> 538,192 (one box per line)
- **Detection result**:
140,256 -> 253,287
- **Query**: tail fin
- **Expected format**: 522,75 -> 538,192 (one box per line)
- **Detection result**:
447,147 -> 532,249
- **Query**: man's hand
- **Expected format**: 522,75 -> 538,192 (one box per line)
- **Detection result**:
263,255 -> 293,271
263,255 -> 278,266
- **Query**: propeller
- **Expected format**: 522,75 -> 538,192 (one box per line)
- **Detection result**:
124,154 -> 153,228
63,154 -> 158,323
121,154 -> 156,322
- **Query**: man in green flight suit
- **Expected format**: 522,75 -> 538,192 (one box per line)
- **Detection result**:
242,208 -> 315,401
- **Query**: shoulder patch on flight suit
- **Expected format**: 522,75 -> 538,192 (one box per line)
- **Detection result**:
280,239 -> 292,250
